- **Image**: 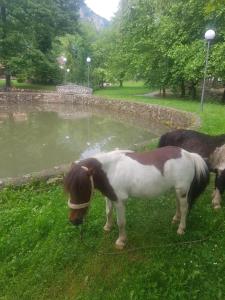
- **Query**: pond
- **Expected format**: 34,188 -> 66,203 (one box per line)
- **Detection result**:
0,102 -> 169,178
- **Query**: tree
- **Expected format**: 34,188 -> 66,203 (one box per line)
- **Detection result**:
108,0 -> 220,99
0,0 -> 81,89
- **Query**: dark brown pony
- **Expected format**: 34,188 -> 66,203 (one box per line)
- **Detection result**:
158,129 -> 225,209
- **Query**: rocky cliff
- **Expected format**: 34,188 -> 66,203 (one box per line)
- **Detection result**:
79,2 -> 109,31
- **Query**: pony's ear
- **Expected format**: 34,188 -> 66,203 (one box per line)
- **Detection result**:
71,160 -> 79,168
80,166 -> 94,176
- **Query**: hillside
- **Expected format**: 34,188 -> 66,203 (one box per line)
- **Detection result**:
79,2 -> 109,31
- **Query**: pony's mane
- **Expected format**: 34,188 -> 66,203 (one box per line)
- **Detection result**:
92,149 -> 133,163
93,149 -> 133,158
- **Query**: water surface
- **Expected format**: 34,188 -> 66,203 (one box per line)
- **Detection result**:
0,103 -> 168,178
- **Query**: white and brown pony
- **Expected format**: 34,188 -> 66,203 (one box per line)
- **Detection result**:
64,147 -> 209,249
158,129 -> 225,209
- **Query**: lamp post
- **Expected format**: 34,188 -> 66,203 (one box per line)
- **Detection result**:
66,68 -> 70,83
86,57 -> 91,87
200,29 -> 215,112
57,55 -> 67,84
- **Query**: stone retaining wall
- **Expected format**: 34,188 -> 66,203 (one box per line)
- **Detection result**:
0,91 -> 58,102
56,84 -> 93,95
60,95 -> 200,129
0,92 -> 200,129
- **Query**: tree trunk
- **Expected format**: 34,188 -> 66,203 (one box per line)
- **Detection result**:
190,82 -> 197,99
1,5 -> 11,91
222,87 -> 225,103
180,80 -> 185,97
99,78 -> 104,88
162,87 -> 166,97
1,5 -> 7,37
5,72 -> 11,91
119,80 -> 123,87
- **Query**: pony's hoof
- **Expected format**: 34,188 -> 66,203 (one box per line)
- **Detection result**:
213,204 -> 221,210
115,240 -> 126,250
172,217 -> 180,224
103,224 -> 112,232
177,228 -> 185,235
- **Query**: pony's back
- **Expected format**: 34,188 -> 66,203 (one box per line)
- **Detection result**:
158,129 -> 225,159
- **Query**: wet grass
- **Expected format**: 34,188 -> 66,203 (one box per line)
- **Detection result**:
1,81 -> 225,299
1,181 -> 225,300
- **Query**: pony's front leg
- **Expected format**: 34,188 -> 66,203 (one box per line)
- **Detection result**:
114,201 -> 127,250
103,198 -> 114,232
176,192 -> 188,235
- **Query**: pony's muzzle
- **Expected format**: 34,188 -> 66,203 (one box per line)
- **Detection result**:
70,218 -> 83,226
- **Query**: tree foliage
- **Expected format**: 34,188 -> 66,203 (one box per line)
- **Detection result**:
0,0 -> 81,88
93,0 -> 225,99
1,0 -> 225,97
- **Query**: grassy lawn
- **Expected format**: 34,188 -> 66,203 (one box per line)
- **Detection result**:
94,82 -> 225,135
1,82 -> 225,299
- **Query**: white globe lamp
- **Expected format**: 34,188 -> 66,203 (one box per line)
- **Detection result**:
204,29 -> 215,41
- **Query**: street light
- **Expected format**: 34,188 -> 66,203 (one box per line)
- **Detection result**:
86,57 -> 91,87
200,29 -> 216,111
57,55 -> 67,84
65,68 -> 70,83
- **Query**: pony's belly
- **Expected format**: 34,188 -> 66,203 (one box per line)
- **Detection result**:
129,177 -> 172,199
129,185 -> 170,198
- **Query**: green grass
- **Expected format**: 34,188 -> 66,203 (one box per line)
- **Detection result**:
1,81 -> 225,299
1,181 -> 225,299
95,81 -> 151,99
0,79 -> 56,91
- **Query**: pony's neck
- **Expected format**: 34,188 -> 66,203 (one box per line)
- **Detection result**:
83,157 -> 118,202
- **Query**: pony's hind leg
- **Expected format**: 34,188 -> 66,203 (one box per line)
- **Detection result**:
176,189 -> 188,235
172,195 -> 181,224
212,188 -> 222,210
212,170 -> 224,209
104,198 -> 114,232
114,201 -> 127,250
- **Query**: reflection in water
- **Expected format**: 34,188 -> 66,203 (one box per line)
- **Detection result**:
0,103 -> 168,178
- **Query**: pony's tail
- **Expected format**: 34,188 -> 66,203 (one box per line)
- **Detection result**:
187,152 -> 210,208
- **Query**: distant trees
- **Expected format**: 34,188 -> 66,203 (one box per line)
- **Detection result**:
93,0 -> 225,99
0,0 -> 80,89
90,25 -> 130,88
1,0 -> 225,98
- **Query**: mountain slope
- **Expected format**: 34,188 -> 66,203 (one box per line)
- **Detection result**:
79,2 -> 109,31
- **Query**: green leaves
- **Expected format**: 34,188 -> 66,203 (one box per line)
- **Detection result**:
0,0 -> 80,86
93,0 -> 225,99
